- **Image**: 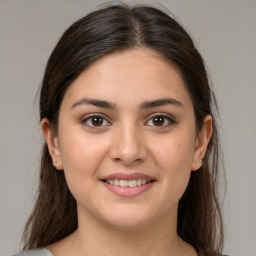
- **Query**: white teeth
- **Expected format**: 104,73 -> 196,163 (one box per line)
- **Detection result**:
137,179 -> 142,186
120,180 -> 128,187
114,179 -> 120,186
106,179 -> 151,187
128,180 -> 137,187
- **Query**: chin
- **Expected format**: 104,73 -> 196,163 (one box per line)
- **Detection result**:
99,206 -> 159,231
105,216 -> 152,231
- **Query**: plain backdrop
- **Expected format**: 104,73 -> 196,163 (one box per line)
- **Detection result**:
0,0 -> 255,255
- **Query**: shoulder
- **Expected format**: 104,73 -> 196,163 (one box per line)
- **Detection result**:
13,248 -> 54,256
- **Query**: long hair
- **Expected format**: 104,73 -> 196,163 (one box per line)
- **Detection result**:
23,3 -> 224,255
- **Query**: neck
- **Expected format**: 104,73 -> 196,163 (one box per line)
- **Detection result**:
49,206 -> 197,256
67,209 -> 192,256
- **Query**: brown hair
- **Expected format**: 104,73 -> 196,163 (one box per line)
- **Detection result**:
23,3 -> 224,255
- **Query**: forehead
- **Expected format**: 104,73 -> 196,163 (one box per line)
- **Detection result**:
61,48 -> 193,110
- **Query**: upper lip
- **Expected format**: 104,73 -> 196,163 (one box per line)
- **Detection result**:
101,173 -> 156,181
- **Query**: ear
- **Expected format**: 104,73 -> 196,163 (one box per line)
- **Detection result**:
191,114 -> 213,171
41,118 -> 63,170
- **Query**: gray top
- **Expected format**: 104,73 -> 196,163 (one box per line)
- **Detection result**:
13,248 -> 53,256
13,248 -> 229,256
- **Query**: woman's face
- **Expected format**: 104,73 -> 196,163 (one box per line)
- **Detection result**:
42,48 -> 211,230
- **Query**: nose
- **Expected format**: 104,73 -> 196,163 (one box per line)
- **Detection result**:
109,122 -> 147,166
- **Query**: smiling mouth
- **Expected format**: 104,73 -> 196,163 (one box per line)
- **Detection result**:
102,179 -> 155,188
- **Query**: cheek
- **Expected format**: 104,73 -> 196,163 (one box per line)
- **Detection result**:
150,129 -> 196,201
58,131 -> 111,207
152,132 -> 195,173
58,129 -> 109,183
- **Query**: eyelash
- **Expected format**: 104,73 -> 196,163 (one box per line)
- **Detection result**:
81,113 -> 175,128
81,113 -> 111,128
145,113 -> 176,127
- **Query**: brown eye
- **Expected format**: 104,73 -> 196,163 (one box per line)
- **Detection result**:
145,114 -> 175,127
152,116 -> 165,126
82,114 -> 110,127
91,116 -> 103,126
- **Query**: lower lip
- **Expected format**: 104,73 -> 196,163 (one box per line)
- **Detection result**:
102,181 -> 155,197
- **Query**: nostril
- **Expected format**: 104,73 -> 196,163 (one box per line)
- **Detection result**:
108,139 -> 147,165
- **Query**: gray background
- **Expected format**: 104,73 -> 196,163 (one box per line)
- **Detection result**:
0,0 -> 255,255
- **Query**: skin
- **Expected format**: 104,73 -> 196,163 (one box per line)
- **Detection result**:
42,48 -> 212,256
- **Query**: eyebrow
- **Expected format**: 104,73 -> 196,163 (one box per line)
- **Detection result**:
71,98 -> 117,110
140,98 -> 183,109
71,98 -> 183,110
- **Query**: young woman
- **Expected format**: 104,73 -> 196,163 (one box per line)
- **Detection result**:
15,3 -> 225,256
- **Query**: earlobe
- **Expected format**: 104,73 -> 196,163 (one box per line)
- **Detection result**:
191,115 -> 212,171
41,118 -> 63,170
